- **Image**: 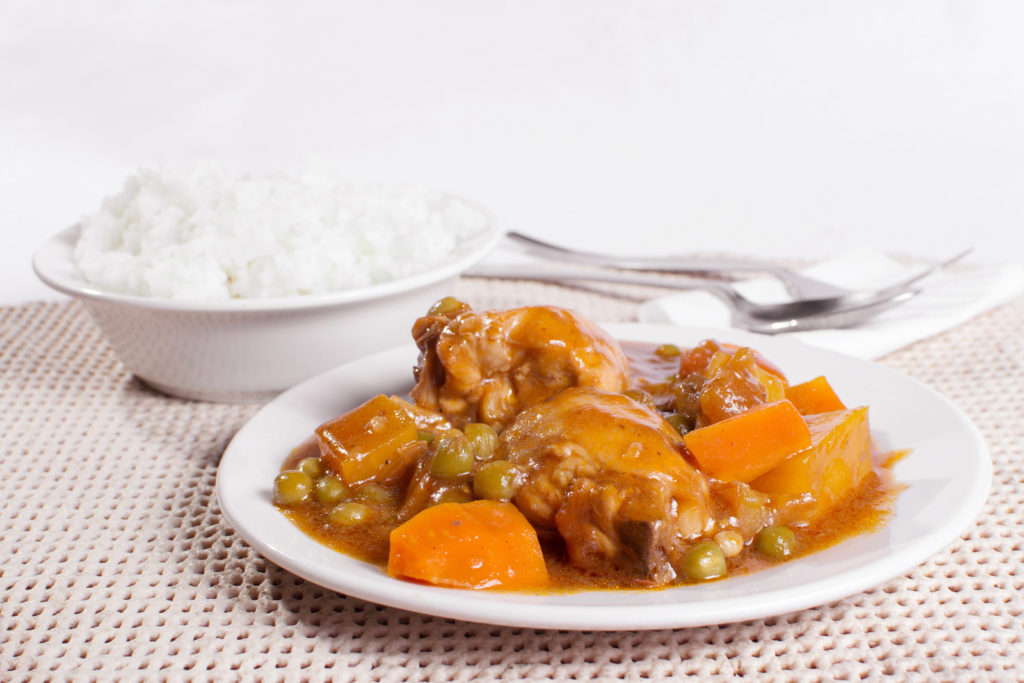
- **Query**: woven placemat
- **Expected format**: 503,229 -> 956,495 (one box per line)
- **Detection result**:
2,283 -> 1022,682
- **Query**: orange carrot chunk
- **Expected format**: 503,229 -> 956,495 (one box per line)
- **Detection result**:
785,376 -> 846,415
387,500 -> 549,590
682,400 -> 812,483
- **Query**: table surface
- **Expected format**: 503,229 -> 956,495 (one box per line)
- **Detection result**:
2,276 -> 1022,681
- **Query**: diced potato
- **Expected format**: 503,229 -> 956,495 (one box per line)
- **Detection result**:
750,407 -> 872,521
316,394 -> 420,486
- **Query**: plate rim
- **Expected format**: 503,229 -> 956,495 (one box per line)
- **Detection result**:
216,322 -> 991,630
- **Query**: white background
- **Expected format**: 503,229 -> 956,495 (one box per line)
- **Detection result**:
3,1 -> 1023,305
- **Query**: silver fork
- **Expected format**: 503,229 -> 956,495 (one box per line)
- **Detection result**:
505,231 -> 853,299
465,250 -> 970,334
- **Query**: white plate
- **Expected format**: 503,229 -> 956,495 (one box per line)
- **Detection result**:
216,323 -> 990,630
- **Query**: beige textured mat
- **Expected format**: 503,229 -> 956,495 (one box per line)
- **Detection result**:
2,285 -> 1023,681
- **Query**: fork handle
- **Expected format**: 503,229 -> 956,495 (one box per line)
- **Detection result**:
504,231 -> 838,297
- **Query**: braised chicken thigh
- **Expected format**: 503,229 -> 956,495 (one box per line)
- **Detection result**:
500,387 -> 713,584
411,304 -> 629,430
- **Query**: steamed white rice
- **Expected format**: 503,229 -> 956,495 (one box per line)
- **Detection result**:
73,165 -> 489,300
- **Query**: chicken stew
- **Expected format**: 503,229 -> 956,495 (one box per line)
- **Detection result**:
273,300 -> 901,591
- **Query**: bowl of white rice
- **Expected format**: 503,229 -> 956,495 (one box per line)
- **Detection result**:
33,166 -> 501,402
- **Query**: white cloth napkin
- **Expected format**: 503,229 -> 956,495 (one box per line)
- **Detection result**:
637,249 -> 1024,359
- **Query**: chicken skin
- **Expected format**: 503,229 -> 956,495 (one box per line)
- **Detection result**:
499,387 -> 714,585
411,305 -> 629,430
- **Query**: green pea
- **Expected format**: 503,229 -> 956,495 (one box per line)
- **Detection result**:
655,343 -> 682,357
297,456 -> 323,478
472,461 -> 520,501
430,432 -> 474,479
355,483 -> 395,506
427,296 -> 468,316
416,430 -> 436,442
312,475 -> 348,504
326,502 -> 372,526
754,525 -> 798,559
273,471 -> 312,505
464,422 -> 498,461
681,540 -> 728,581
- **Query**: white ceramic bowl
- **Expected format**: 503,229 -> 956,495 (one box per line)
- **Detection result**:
33,220 -> 501,403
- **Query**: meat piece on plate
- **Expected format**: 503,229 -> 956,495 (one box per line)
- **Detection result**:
500,387 -> 713,584
410,305 -> 629,430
